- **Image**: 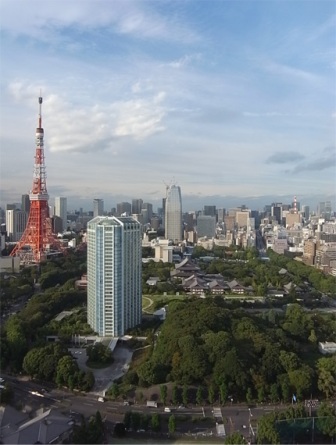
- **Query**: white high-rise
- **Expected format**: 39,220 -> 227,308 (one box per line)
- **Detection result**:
6,209 -> 27,242
54,197 -> 67,231
93,199 -> 104,217
165,184 -> 182,243
87,216 -> 142,337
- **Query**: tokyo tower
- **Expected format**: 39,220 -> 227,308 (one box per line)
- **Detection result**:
10,96 -> 60,264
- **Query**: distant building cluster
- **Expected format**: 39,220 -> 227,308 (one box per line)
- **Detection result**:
1,192 -> 335,277
260,200 -> 336,276
1,188 -> 335,338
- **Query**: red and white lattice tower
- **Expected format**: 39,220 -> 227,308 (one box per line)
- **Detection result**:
10,96 -> 60,264
293,196 -> 298,214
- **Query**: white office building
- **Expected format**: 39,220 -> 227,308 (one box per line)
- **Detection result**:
93,199 -> 104,217
6,209 -> 27,242
87,216 -> 142,337
54,197 -> 67,231
165,184 -> 182,243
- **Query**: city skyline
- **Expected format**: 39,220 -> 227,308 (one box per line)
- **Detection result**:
0,0 -> 335,209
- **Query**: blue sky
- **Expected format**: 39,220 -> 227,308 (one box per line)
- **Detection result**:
0,0 -> 335,211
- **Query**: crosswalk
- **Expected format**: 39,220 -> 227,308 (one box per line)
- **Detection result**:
213,407 -> 226,437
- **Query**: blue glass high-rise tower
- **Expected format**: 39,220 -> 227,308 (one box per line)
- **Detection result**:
165,184 -> 182,243
87,216 -> 142,337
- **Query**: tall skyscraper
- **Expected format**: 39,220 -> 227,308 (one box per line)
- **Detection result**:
117,202 -> 132,216
87,216 -> 142,337
54,197 -> 67,231
142,203 -> 153,221
318,201 -> 332,220
204,205 -> 216,218
165,184 -> 182,243
6,209 -> 27,242
302,205 -> 310,220
217,208 -> 226,223
93,199 -> 104,217
21,194 -> 30,214
271,204 -> 282,224
197,215 -> 216,238
132,199 -> 143,215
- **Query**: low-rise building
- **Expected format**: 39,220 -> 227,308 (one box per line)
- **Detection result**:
318,342 -> 336,355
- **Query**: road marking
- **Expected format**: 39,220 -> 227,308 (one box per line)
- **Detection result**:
83,402 -> 93,406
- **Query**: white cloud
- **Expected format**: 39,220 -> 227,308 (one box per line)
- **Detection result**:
7,82 -> 166,152
114,92 -> 166,139
263,61 -> 321,84
0,0 -> 198,44
167,53 -> 202,69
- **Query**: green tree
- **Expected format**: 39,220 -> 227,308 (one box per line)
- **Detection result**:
87,343 -> 113,364
109,382 -> 120,399
282,304 -> 313,339
160,384 -> 168,405
168,414 -> 176,434
225,432 -> 246,444
172,384 -> 179,405
5,316 -> 28,370
22,348 -> 44,377
219,382 -> 228,405
196,386 -> 203,405
279,350 -> 301,372
269,384 -> 279,403
317,356 -> 336,399
288,365 -> 313,399
151,413 -> 161,432
56,355 -> 78,387
316,402 -> 336,439
257,413 -> 280,444
279,376 -> 291,403
308,329 -> 317,344
246,387 -> 253,404
182,385 -> 188,406
208,385 -> 215,404
131,412 -> 141,431
257,386 -> 266,403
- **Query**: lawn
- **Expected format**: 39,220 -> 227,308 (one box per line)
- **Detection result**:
142,294 -> 190,314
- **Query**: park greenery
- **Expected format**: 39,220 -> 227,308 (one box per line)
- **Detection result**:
142,245 -> 335,298
71,411 -> 105,444
1,244 -> 336,404
86,342 -> 114,367
123,411 -> 162,432
0,250 -> 95,391
129,297 -> 336,404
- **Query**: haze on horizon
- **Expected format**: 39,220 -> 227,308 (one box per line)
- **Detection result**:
0,0 -> 335,210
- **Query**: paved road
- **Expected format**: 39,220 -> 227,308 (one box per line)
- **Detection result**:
5,374 -> 323,441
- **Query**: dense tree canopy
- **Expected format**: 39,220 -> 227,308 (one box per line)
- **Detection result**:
134,298 -> 334,403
